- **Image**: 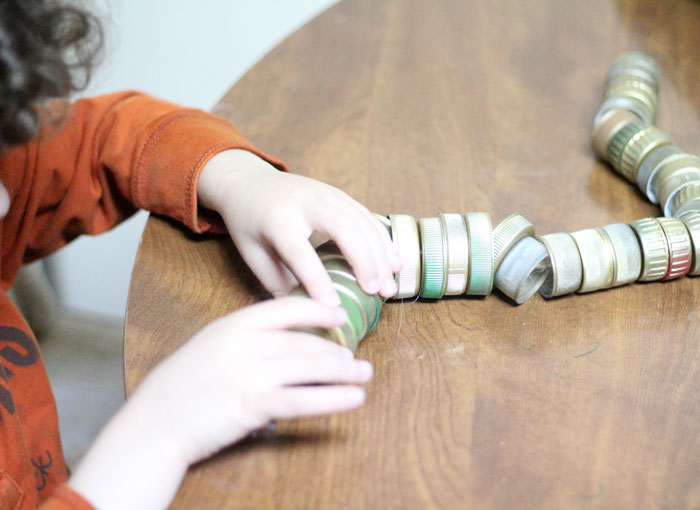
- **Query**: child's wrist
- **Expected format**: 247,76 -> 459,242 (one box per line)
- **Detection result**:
68,381 -> 190,510
197,148 -> 278,211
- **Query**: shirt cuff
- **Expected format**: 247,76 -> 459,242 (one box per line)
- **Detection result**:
131,109 -> 287,233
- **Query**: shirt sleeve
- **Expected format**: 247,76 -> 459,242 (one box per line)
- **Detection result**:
38,485 -> 95,510
0,90 -> 286,264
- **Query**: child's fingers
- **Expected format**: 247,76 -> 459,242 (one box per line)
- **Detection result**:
350,207 -> 398,297
368,211 -> 403,274
331,193 -> 401,275
310,205 -> 387,296
264,385 -> 366,420
270,231 -> 341,307
268,352 -> 372,386
231,296 -> 347,331
237,243 -> 298,297
256,330 -> 355,360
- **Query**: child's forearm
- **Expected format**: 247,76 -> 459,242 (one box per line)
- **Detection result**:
68,380 -> 188,510
67,297 -> 370,510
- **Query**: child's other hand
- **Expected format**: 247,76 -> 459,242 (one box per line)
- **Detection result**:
69,298 -> 371,510
197,149 -> 402,305
139,297 -> 371,464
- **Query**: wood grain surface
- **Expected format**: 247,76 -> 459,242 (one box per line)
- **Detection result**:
124,1 -> 700,508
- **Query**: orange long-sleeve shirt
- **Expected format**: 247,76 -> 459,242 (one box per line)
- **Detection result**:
0,91 -> 283,510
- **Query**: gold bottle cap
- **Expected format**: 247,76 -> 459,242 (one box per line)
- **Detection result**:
438,213 -> 469,295
605,75 -> 658,100
680,212 -> 700,276
323,257 -> 382,334
658,170 -> 700,217
619,125 -> 672,182
591,108 -> 640,159
464,212 -> 494,296
492,214 -> 535,271
332,281 -> 369,341
571,228 -> 616,293
606,67 -> 659,92
606,121 -> 645,174
604,78 -> 658,120
595,96 -> 653,125
607,64 -> 659,87
657,217 -> 692,280
629,217 -> 669,281
302,322 -> 358,353
649,153 -> 700,205
599,223 -> 642,286
636,145 -> 682,195
315,258 -> 373,342
606,52 -> 661,91
388,214 -> 421,299
671,182 -> 700,219
327,319 -> 360,353
538,232 -> 583,298
288,286 -> 360,353
494,237 -> 549,304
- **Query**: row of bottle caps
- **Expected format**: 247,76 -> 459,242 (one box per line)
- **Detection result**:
293,51 -> 698,353
378,212 -> 700,305
300,211 -> 700,353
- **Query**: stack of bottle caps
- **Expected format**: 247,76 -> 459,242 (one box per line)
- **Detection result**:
306,210 -> 700,353
540,215 -> 700,298
385,212 -> 547,305
292,212 -> 550,351
289,51 -> 700,353
591,51 -> 700,219
291,239 -> 384,353
381,211 -> 700,301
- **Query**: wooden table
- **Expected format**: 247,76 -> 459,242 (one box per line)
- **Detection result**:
124,1 -> 700,508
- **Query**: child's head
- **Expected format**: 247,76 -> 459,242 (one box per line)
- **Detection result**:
0,0 -> 103,217
0,0 -> 102,150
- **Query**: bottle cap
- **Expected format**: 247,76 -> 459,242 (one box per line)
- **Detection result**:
494,237 -> 549,304
619,125 -> 672,182
492,214 -> 535,272
657,217 -> 692,280
636,145 -> 683,195
599,223 -> 642,286
438,213 -> 469,295
591,108 -> 640,160
419,217 -> 447,299
670,183 -> 700,219
389,214 -> 422,299
571,228 -> 615,292
464,212 -> 494,296
629,217 -> 670,281
539,232 -> 583,298
680,212 -> 700,276
648,153 -> 700,204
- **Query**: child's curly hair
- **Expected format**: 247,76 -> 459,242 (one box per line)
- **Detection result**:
0,0 -> 102,148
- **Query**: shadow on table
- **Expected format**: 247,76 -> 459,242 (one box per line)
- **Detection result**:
193,424 -> 337,471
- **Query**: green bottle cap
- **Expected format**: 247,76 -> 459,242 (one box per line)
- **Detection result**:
419,217 -> 447,299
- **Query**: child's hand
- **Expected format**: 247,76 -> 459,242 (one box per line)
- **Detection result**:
69,297 -> 371,510
140,297 -> 372,463
197,149 -> 402,305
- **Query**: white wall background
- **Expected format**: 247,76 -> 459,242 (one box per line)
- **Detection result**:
45,0 -> 337,319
